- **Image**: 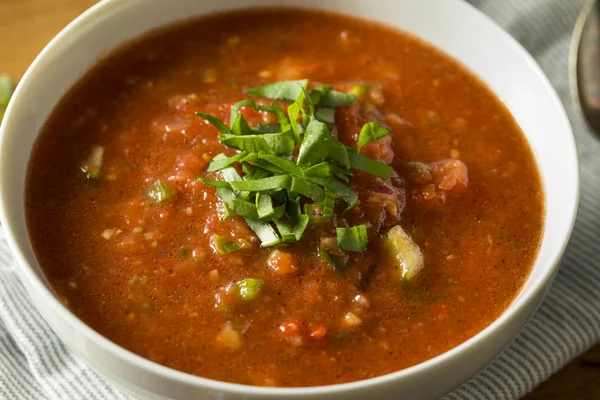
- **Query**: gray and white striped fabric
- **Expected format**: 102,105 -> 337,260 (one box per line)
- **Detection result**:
1,0 -> 599,399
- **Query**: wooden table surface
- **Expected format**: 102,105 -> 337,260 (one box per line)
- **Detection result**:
1,0 -> 598,398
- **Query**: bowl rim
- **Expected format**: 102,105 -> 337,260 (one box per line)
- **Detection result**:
0,0 -> 580,396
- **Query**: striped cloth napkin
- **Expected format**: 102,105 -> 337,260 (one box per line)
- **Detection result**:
1,0 -> 599,398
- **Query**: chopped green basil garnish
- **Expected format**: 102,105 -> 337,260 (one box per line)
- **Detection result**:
357,121 -> 390,152
303,162 -> 330,177
274,220 -> 297,243
256,193 -> 275,219
348,151 -> 393,180
236,278 -> 263,301
196,79 -> 395,250
207,152 -> 248,172
315,107 -> 335,125
336,225 -> 368,252
219,132 -> 283,154
297,118 -> 350,167
319,248 -> 345,271
229,99 -> 258,127
246,79 -> 308,102
146,180 -> 176,204
213,235 -> 240,254
253,123 -> 281,133
331,165 -> 353,184
318,189 -> 335,218
316,89 -> 356,107
246,80 -> 356,108
244,218 -> 281,247
287,89 -> 306,142
215,187 -> 285,221
195,112 -> 232,135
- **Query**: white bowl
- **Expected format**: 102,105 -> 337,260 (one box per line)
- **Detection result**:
0,0 -> 579,399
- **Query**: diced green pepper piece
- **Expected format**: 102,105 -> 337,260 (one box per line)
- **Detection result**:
336,225 -> 368,252
236,278 -> 262,301
319,248 -> 346,271
348,84 -> 370,100
146,180 -> 176,204
213,235 -> 240,254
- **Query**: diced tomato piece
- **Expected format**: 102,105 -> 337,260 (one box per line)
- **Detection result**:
278,318 -> 304,346
407,162 -> 433,184
362,136 -> 394,165
238,99 -> 280,126
410,158 -> 468,204
430,159 -> 468,191
335,102 -> 395,164
421,184 -> 438,201
216,322 -> 242,350
335,102 -> 361,144
279,320 -> 301,336
267,250 -> 298,276
309,324 -> 327,340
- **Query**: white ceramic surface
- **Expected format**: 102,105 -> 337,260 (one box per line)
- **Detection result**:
0,0 -> 579,399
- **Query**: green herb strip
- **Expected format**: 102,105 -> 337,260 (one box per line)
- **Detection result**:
348,151 -> 393,180
244,218 -> 281,247
357,121 -> 391,152
336,225 -> 368,252
195,112 -> 232,135
245,79 -> 308,102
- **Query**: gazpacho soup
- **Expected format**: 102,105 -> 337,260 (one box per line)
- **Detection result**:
26,8 -> 544,387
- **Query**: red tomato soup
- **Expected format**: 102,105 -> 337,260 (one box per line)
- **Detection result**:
26,9 -> 544,387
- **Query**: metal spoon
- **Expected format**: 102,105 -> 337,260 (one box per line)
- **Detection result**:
570,0 -> 600,136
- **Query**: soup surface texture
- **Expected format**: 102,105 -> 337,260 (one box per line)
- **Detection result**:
26,9 -> 544,387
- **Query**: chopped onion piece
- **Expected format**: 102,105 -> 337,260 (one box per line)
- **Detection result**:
342,312 -> 362,327
216,321 -> 242,350
385,225 -> 424,280
81,146 -> 105,180
100,229 -> 115,240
